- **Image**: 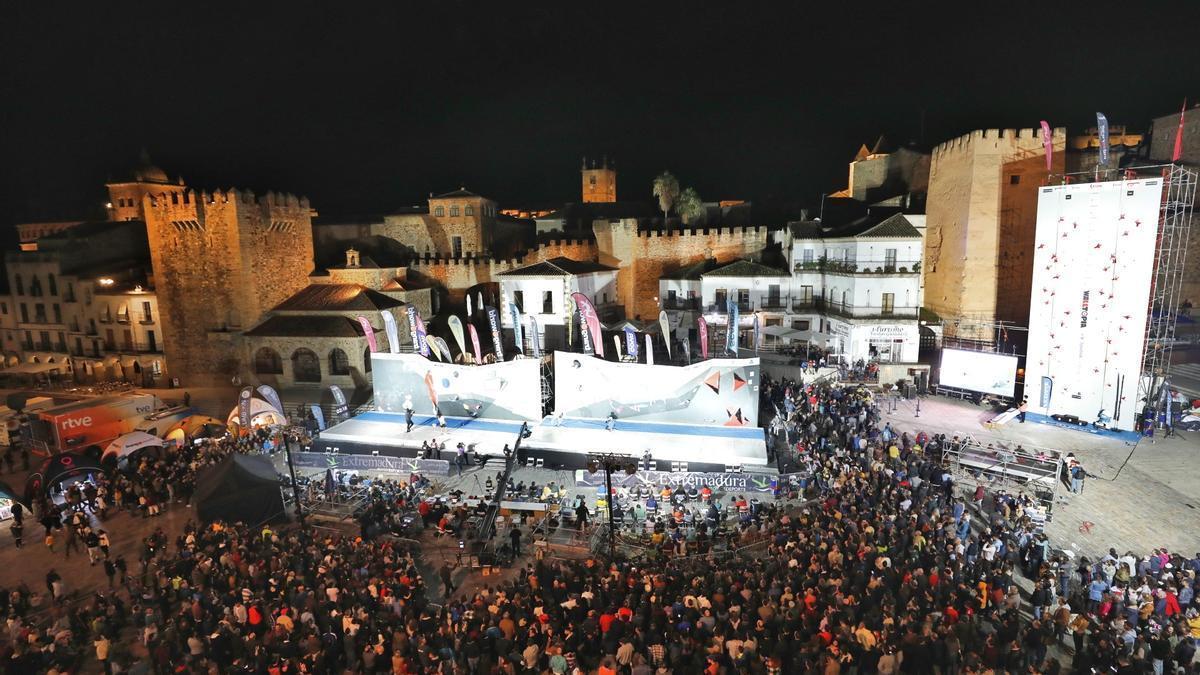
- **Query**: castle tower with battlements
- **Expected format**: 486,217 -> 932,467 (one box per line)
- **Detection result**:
924,127 -> 1066,341
581,156 -> 616,203
142,186 -> 314,384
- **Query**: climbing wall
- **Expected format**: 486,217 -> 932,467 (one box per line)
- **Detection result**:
1024,178 -> 1163,431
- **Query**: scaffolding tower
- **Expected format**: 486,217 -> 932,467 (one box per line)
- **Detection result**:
1139,164 -> 1197,420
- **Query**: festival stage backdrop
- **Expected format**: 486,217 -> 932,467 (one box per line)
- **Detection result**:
1024,178 -> 1163,431
552,351 -> 759,427
939,348 -> 1017,397
372,353 -> 542,421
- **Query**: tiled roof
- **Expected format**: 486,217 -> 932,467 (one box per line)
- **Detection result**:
499,256 -> 617,277
855,213 -> 922,238
271,284 -> 404,312
243,315 -> 374,338
703,259 -> 789,278
431,188 -> 483,199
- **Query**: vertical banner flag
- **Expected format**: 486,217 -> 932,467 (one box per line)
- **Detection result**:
1096,112 -> 1110,168
645,333 -> 654,365
1039,376 -> 1053,409
356,316 -> 378,353
726,298 -> 740,354
423,371 -> 439,411
477,292 -> 484,318
405,305 -> 420,353
753,312 -> 762,352
612,335 -> 623,359
467,323 -> 483,364
329,385 -> 349,419
256,385 -> 284,415
682,338 -> 691,364
309,404 -> 326,431
528,315 -> 542,358
466,294 -> 474,318
447,316 -> 467,357
565,292 -> 576,348
570,292 -> 604,357
237,386 -> 254,430
427,336 -> 443,361
1039,120 -> 1053,172
413,313 -> 430,357
434,337 -> 453,364
624,325 -> 638,360
380,311 -> 401,354
485,306 -> 505,361
509,300 -> 524,354
698,316 -> 709,359
1173,99 -> 1188,162
658,310 -> 671,358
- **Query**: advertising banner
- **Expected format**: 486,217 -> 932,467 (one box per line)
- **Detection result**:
682,339 -> 690,364
468,323 -> 483,364
645,333 -> 654,365
528,315 -> 542,358
413,313 -> 429,357
434,337 -> 453,364
381,311 -> 401,354
485,306 -> 505,361
293,451 -> 450,477
571,292 -> 604,357
612,335 -> 622,358
509,301 -> 524,354
329,385 -> 349,418
372,353 -> 542,420
309,404 -> 326,431
624,325 -> 638,360
1039,376 -> 1053,409
256,385 -> 284,415
466,294 -> 473,317
1096,112 -> 1110,167
447,316 -> 467,357
1173,99 -> 1187,162
237,387 -> 254,430
426,336 -> 443,362
423,371 -> 439,410
575,469 -> 775,493
726,298 -> 739,354
405,306 -> 420,353
1040,120 -> 1053,172
658,310 -> 671,358
356,316 -> 378,353
752,312 -> 762,351
698,316 -> 709,359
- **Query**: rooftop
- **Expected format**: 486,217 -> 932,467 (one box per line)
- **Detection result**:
431,187 -> 485,200
243,315 -> 375,339
703,259 -> 789,278
499,256 -> 617,277
661,258 -> 720,281
271,284 -> 405,312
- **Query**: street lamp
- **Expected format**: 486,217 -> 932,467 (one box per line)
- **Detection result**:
586,452 -> 637,561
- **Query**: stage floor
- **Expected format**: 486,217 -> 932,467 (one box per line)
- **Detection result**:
310,411 -> 769,472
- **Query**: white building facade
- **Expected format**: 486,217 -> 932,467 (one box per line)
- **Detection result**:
498,257 -> 620,352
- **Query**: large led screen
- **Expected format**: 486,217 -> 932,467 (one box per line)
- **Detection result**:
1024,178 -> 1162,431
939,348 -> 1017,397
553,351 -> 759,427
372,353 -> 542,421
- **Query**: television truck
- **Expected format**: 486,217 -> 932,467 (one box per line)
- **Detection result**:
29,392 -> 161,456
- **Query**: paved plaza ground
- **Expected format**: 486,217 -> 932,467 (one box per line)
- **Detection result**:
881,393 -> 1200,562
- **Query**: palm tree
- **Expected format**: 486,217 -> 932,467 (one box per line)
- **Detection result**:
652,171 -> 680,224
677,187 -> 703,225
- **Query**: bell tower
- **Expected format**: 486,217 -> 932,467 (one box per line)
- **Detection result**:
581,156 -> 617,203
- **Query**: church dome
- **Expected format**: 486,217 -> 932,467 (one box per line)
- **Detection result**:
129,149 -> 169,184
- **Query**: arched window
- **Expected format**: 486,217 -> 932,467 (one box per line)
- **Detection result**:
329,348 -> 350,375
363,348 -> 372,373
254,347 -> 283,374
291,348 -> 321,382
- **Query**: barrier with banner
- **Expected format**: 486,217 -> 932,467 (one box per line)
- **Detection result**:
574,469 -> 776,493
292,452 -> 450,476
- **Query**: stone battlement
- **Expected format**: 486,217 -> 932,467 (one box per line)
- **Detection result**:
145,188 -> 310,213
933,127 -> 1066,158
635,225 -> 767,240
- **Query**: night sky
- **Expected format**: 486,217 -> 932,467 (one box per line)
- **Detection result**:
2,2 -> 1197,228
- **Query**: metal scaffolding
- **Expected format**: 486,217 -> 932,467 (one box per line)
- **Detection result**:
940,433 -> 1062,515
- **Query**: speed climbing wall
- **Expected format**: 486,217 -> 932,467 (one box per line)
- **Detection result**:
1024,178 -> 1163,431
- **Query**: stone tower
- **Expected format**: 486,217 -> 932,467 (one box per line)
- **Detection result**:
105,150 -> 184,222
924,127 -> 1065,341
581,156 -> 617,203
142,187 -> 315,384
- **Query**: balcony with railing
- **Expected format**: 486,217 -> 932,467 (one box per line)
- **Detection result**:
790,297 -> 918,320
793,258 -> 922,275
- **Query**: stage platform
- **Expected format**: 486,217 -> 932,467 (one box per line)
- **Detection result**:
309,411 -> 769,472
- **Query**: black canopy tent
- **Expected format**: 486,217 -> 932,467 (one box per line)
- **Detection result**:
24,452 -> 104,504
192,454 -> 286,525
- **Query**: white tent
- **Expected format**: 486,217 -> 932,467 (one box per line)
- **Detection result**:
102,431 -> 165,463
226,398 -> 286,430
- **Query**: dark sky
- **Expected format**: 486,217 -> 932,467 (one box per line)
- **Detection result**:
2,2 -> 1198,227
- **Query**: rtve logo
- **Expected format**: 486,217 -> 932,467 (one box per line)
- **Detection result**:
61,416 -> 93,430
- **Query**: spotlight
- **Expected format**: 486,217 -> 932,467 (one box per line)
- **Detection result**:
586,459 -> 599,474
